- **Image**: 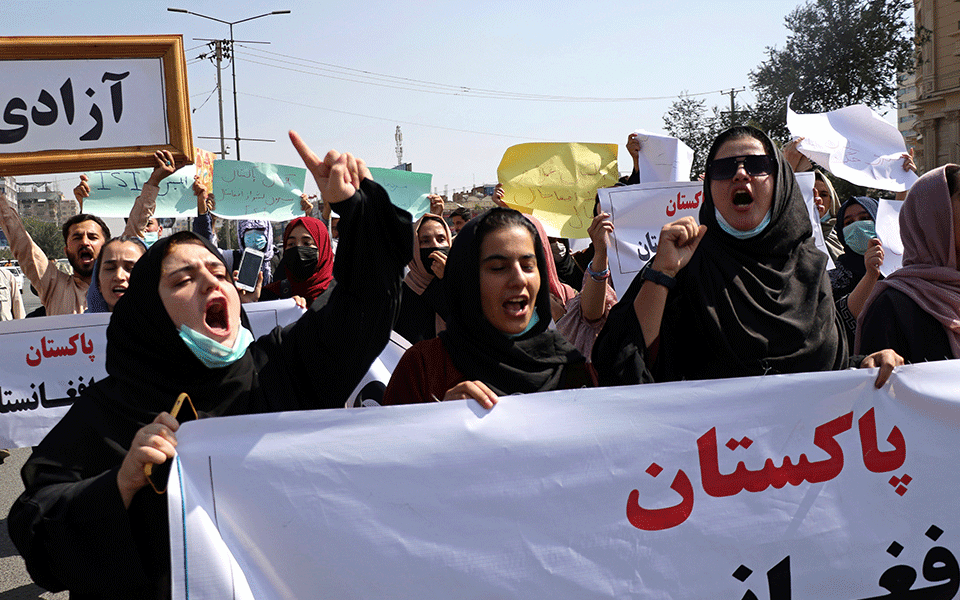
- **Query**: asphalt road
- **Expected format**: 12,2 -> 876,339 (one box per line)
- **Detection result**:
0,448 -> 66,600
16,284 -> 41,318
3,290 -> 66,598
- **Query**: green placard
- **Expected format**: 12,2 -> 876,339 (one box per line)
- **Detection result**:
369,167 -> 432,220
83,165 -> 199,218
212,160 -> 306,221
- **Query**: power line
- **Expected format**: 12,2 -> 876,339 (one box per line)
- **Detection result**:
237,92 -> 552,141
231,44 -> 734,103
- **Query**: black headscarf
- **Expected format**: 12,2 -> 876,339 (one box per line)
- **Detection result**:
438,208 -> 586,395
93,231 -> 261,425
831,196 -> 880,298
599,126 -> 844,382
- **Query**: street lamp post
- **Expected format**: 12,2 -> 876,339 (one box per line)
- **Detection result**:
168,8 -> 290,160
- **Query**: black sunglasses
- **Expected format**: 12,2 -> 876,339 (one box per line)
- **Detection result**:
707,155 -> 776,180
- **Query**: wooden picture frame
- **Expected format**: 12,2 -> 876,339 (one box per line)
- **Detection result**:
0,35 -> 193,176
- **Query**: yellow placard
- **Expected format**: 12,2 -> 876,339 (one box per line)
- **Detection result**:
195,148 -> 216,193
496,142 -> 618,238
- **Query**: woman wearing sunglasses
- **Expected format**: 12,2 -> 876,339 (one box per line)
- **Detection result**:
593,126 -> 901,386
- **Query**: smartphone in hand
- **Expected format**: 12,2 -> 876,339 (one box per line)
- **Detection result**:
235,247 -> 265,292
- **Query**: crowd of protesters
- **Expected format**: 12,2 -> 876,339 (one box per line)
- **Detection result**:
1,120 -> 957,598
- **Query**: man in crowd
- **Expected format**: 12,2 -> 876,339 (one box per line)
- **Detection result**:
0,201 -> 109,315
449,206 -> 470,235
0,266 -> 24,320
143,216 -> 163,248
74,149 -> 177,247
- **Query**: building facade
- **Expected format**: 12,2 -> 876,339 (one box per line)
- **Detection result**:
17,183 -> 78,226
898,72 -> 919,150
910,0 -> 960,171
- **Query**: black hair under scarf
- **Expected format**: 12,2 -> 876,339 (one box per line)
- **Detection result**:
438,208 -> 585,395
597,126 -> 844,382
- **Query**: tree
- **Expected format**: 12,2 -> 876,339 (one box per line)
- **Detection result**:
22,217 -> 65,260
749,0 -> 914,140
663,93 -> 746,180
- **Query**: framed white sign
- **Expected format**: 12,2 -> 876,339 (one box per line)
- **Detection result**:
0,36 -> 193,175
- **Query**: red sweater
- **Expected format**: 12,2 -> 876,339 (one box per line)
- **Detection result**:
382,337 -> 463,405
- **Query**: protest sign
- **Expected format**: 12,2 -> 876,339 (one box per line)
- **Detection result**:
212,160 -> 306,221
368,167 -> 432,220
497,142 -> 618,238
169,361 -> 959,599
0,300 -> 303,448
0,36 -> 193,176
787,94 -> 918,192
598,173 -> 821,294
194,148 -> 215,192
83,164 -> 197,218
633,129 -> 694,182
876,199 -> 905,277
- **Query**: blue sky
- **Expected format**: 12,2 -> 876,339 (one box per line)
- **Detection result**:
6,0 -> 902,196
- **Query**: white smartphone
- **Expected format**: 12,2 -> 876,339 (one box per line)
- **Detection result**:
235,247 -> 265,292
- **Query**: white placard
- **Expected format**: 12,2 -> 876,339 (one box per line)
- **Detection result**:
633,129 -> 695,183
787,94 -> 918,192
876,199 -> 905,277
169,361 -> 960,599
598,173 -> 823,294
0,59 -> 168,153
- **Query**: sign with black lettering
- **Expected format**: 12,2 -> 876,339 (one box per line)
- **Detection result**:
0,36 -> 193,176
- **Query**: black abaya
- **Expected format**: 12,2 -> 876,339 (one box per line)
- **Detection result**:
7,178 -> 412,599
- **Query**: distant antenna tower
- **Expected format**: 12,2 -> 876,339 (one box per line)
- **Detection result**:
395,126 -> 403,166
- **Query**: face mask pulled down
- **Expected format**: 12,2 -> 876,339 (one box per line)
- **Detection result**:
179,325 -> 254,369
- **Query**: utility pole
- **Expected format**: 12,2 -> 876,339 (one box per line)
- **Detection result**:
169,8 -> 289,159
721,87 -> 749,127
213,40 -> 227,159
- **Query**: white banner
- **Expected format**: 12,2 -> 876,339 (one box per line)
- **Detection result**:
0,300 -> 304,448
168,361 -> 960,599
598,172 -> 823,294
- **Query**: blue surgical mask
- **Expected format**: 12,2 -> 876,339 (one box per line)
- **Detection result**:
714,208 -> 772,240
842,220 -> 877,255
143,231 -> 159,248
178,325 -> 254,369
820,212 -> 833,223
243,230 -> 268,251
506,311 -> 540,339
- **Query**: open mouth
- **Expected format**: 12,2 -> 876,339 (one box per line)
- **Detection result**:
205,298 -> 229,334
732,190 -> 753,207
111,286 -> 127,297
78,250 -> 95,266
503,297 -> 529,317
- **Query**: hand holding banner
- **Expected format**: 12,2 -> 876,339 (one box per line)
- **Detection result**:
169,361 -> 960,599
